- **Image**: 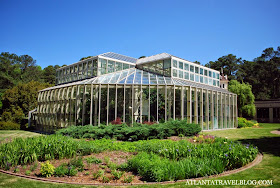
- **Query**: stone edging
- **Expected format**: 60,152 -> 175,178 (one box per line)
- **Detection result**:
0,153 -> 263,186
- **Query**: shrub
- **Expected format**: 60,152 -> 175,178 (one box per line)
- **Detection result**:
56,120 -> 201,141
54,164 -> 68,177
67,166 -> 78,176
2,111 -> 12,122
111,117 -> 122,125
40,161 -> 55,178
0,121 -> 20,130
238,117 -> 256,128
165,119 -> 201,136
69,156 -> 84,171
143,121 -> 155,125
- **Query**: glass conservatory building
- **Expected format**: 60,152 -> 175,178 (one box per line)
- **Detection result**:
36,52 -> 238,132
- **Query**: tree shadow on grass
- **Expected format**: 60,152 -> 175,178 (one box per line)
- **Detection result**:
237,136 -> 280,157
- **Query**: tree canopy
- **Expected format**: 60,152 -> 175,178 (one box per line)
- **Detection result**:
206,47 -> 280,100
0,52 -> 60,92
1,81 -> 51,123
228,80 -> 256,118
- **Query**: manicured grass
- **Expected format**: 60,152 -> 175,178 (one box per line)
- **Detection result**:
0,123 -> 279,187
0,130 -> 41,144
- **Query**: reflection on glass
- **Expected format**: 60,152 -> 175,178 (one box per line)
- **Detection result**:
184,72 -> 189,80
190,73 -> 194,81
184,63 -> 189,71
190,65 -> 194,72
173,69 -> 177,77
173,60 -> 177,68
179,70 -> 183,78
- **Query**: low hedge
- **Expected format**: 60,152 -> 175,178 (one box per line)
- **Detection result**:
56,120 -> 201,141
238,117 -> 256,128
0,121 -> 20,130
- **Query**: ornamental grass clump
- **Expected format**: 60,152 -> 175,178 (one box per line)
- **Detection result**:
0,134 -> 78,168
127,138 -> 258,182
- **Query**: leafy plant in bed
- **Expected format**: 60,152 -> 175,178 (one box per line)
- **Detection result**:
0,123 -> 258,183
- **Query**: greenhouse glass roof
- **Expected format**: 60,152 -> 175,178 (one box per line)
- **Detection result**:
41,68 -> 232,94
99,52 -> 137,64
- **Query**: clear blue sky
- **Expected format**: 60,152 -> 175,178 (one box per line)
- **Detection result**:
1,0 -> 279,68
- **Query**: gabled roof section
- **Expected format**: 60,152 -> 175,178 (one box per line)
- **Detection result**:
136,53 -> 171,65
99,52 -> 137,64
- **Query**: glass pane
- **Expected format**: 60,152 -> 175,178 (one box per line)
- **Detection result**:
108,88 -> 115,123
184,63 -> 189,71
126,73 -> 135,84
200,68 -> 203,75
179,70 -> 183,78
190,73 -> 194,81
179,61 -> 183,69
195,67 -> 199,74
213,79 -> 216,86
125,88 -> 132,125
115,62 -> 122,71
165,77 -> 172,85
209,71 -> 212,77
100,87 -> 107,124
108,60 -> 115,73
213,72 -> 216,78
200,76 -> 203,83
173,69 -> 177,77
173,60 -> 177,68
190,65 -> 194,72
134,71 -> 142,84
184,72 -> 189,80
195,75 -> 199,82
204,77 -> 208,84
209,78 -> 213,85
110,72 -> 121,83
150,88 -> 157,122
117,87 -> 124,122
163,59 -> 171,69
149,74 -> 157,84
123,63 -> 129,69
142,73 -> 149,84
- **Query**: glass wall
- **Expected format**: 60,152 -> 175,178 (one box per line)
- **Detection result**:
56,57 -> 134,85
36,83 -> 237,133
171,58 -> 220,87
137,59 -> 171,77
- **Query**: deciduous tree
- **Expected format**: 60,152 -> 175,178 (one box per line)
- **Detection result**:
228,80 -> 256,118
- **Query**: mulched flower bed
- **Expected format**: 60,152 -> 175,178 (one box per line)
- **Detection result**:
7,151 -> 143,184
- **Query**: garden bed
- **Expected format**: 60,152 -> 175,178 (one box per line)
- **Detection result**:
0,133 -> 259,184
4,151 -> 142,184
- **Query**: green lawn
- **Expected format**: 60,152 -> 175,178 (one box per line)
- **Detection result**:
0,130 -> 41,144
0,123 -> 279,187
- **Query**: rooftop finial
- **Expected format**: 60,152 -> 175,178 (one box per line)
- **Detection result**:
221,67 -> 223,74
